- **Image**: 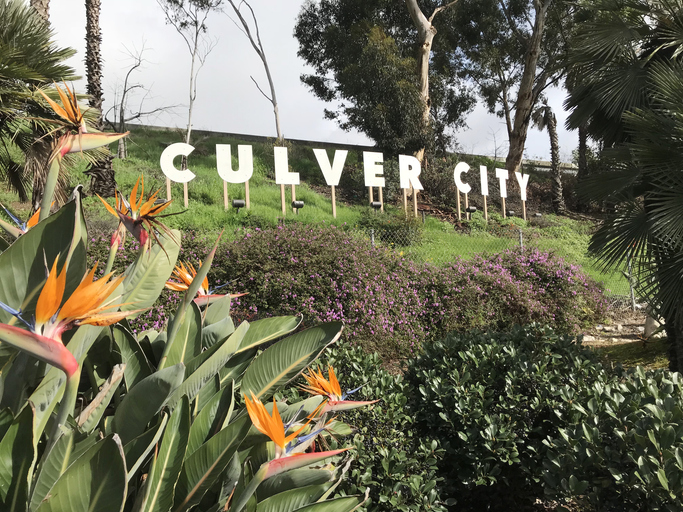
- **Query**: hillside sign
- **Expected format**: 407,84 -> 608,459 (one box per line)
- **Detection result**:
160,143 -> 530,220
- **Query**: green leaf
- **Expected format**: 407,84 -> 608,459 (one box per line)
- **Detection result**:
236,316 -> 301,354
204,294 -> 233,326
187,382 -> 235,458
35,435 -> 127,512
112,363 -> 185,445
292,495 -> 365,512
29,429 -> 98,512
257,484 -> 330,512
0,199 -> 86,325
202,316 -> 235,349
140,396 -> 190,512
0,408 -> 13,439
173,416 -> 251,512
121,229 -> 180,316
113,325 -> 152,390
256,469 -> 334,502
166,322 -> 248,410
165,301 -> 202,368
28,325 -> 103,441
123,415 -> 168,481
0,405 -> 35,512
76,364 -> 125,432
241,323 -> 343,400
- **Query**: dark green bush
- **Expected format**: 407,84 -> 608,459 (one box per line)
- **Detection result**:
544,366 -> 683,511
404,325 -> 606,510
356,207 -> 424,247
294,344 -> 449,512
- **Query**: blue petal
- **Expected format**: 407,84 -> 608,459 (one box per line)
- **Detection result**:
0,203 -> 24,228
342,385 -> 365,400
283,404 -> 305,430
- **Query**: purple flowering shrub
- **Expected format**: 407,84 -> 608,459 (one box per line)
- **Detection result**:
87,224 -> 607,357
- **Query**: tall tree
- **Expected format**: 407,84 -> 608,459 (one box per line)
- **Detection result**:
0,0 -> 76,202
531,100 -> 564,212
83,0 -> 116,197
295,0 -> 473,156
158,0 -> 222,163
566,0 -> 683,371
445,0 -> 571,175
225,0 -> 282,142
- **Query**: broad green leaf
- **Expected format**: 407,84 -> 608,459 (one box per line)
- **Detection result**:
0,408 -> 13,439
123,415 -> 167,480
236,316 -> 301,354
121,229 -> 180,315
257,484 -> 330,512
204,294 -> 232,326
29,429 -> 98,512
241,323 -> 343,400
202,316 -> 235,349
160,234 -> 220,369
256,469 -> 334,502
0,236 -> 9,252
28,325 -> 103,441
0,199 -> 86,325
218,349 -> 257,389
113,325 -> 152,390
293,495 -> 365,512
141,396 -> 190,512
166,322 -> 248,410
0,405 -> 35,512
112,363 -> 185,444
173,416 -> 251,512
0,352 -> 40,414
187,382 -> 235,458
35,435 -> 127,512
76,364 -> 125,432
165,301 -> 202,368
195,374 -> 221,411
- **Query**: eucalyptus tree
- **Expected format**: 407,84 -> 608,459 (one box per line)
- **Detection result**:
443,0 -> 572,175
295,0 -> 474,157
566,0 -> 683,370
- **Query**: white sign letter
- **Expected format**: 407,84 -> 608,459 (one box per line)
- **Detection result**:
274,147 -> 300,185
313,148 -> 348,187
495,168 -> 509,198
453,162 -> 472,194
160,143 -> 196,183
363,151 -> 385,188
216,144 -> 253,183
398,155 -> 423,190
514,172 -> 530,201
480,166 -> 489,196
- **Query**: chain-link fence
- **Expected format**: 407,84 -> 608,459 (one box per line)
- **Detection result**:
354,226 -> 635,305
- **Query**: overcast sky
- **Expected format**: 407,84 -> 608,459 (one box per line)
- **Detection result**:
49,0 -> 577,162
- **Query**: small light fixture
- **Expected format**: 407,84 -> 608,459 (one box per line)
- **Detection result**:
370,201 -> 382,210
507,210 -> 515,217
232,199 -> 246,213
534,212 -> 543,217
292,200 -> 305,214
465,206 -> 477,214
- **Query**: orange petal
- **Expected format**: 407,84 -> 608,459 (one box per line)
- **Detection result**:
35,259 -> 66,325
97,194 -> 120,218
37,88 -> 71,123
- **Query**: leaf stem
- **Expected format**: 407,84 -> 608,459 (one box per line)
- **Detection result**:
40,157 -> 61,222
46,366 -> 81,453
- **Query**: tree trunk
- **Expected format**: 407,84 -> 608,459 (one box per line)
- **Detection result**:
84,0 -> 116,197
547,109 -> 564,213
505,0 -> 552,175
665,316 -> 683,373
30,0 -> 49,23
576,123 -> 588,211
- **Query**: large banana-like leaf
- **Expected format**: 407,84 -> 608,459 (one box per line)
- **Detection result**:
202,316 -> 235,349
140,396 -> 190,512
241,323 -> 343,401
292,496 -> 366,512
113,325 -> 152,390
76,364 -> 125,432
123,414 -> 168,481
187,381 -> 235,458
204,294 -> 232,326
0,408 -> 13,439
35,435 -> 127,512
29,429 -> 98,512
0,405 -> 35,512
28,325 -> 103,441
236,316 -> 302,354
165,322 -> 248,410
0,199 -> 87,324
256,469 -> 335,502
165,301 -> 202,368
173,416 -> 251,512
121,229 -> 180,315
256,484 -> 331,512
112,363 -> 185,445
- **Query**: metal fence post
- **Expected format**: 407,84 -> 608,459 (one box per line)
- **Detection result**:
519,228 -> 523,250
627,251 -> 636,311
370,228 -> 375,248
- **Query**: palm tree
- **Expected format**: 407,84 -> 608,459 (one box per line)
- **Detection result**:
30,0 -> 48,23
566,0 -> 683,370
0,0 -> 76,202
84,0 -> 116,197
531,100 -> 564,213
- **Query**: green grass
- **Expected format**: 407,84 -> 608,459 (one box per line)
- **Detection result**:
0,126 -> 631,296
